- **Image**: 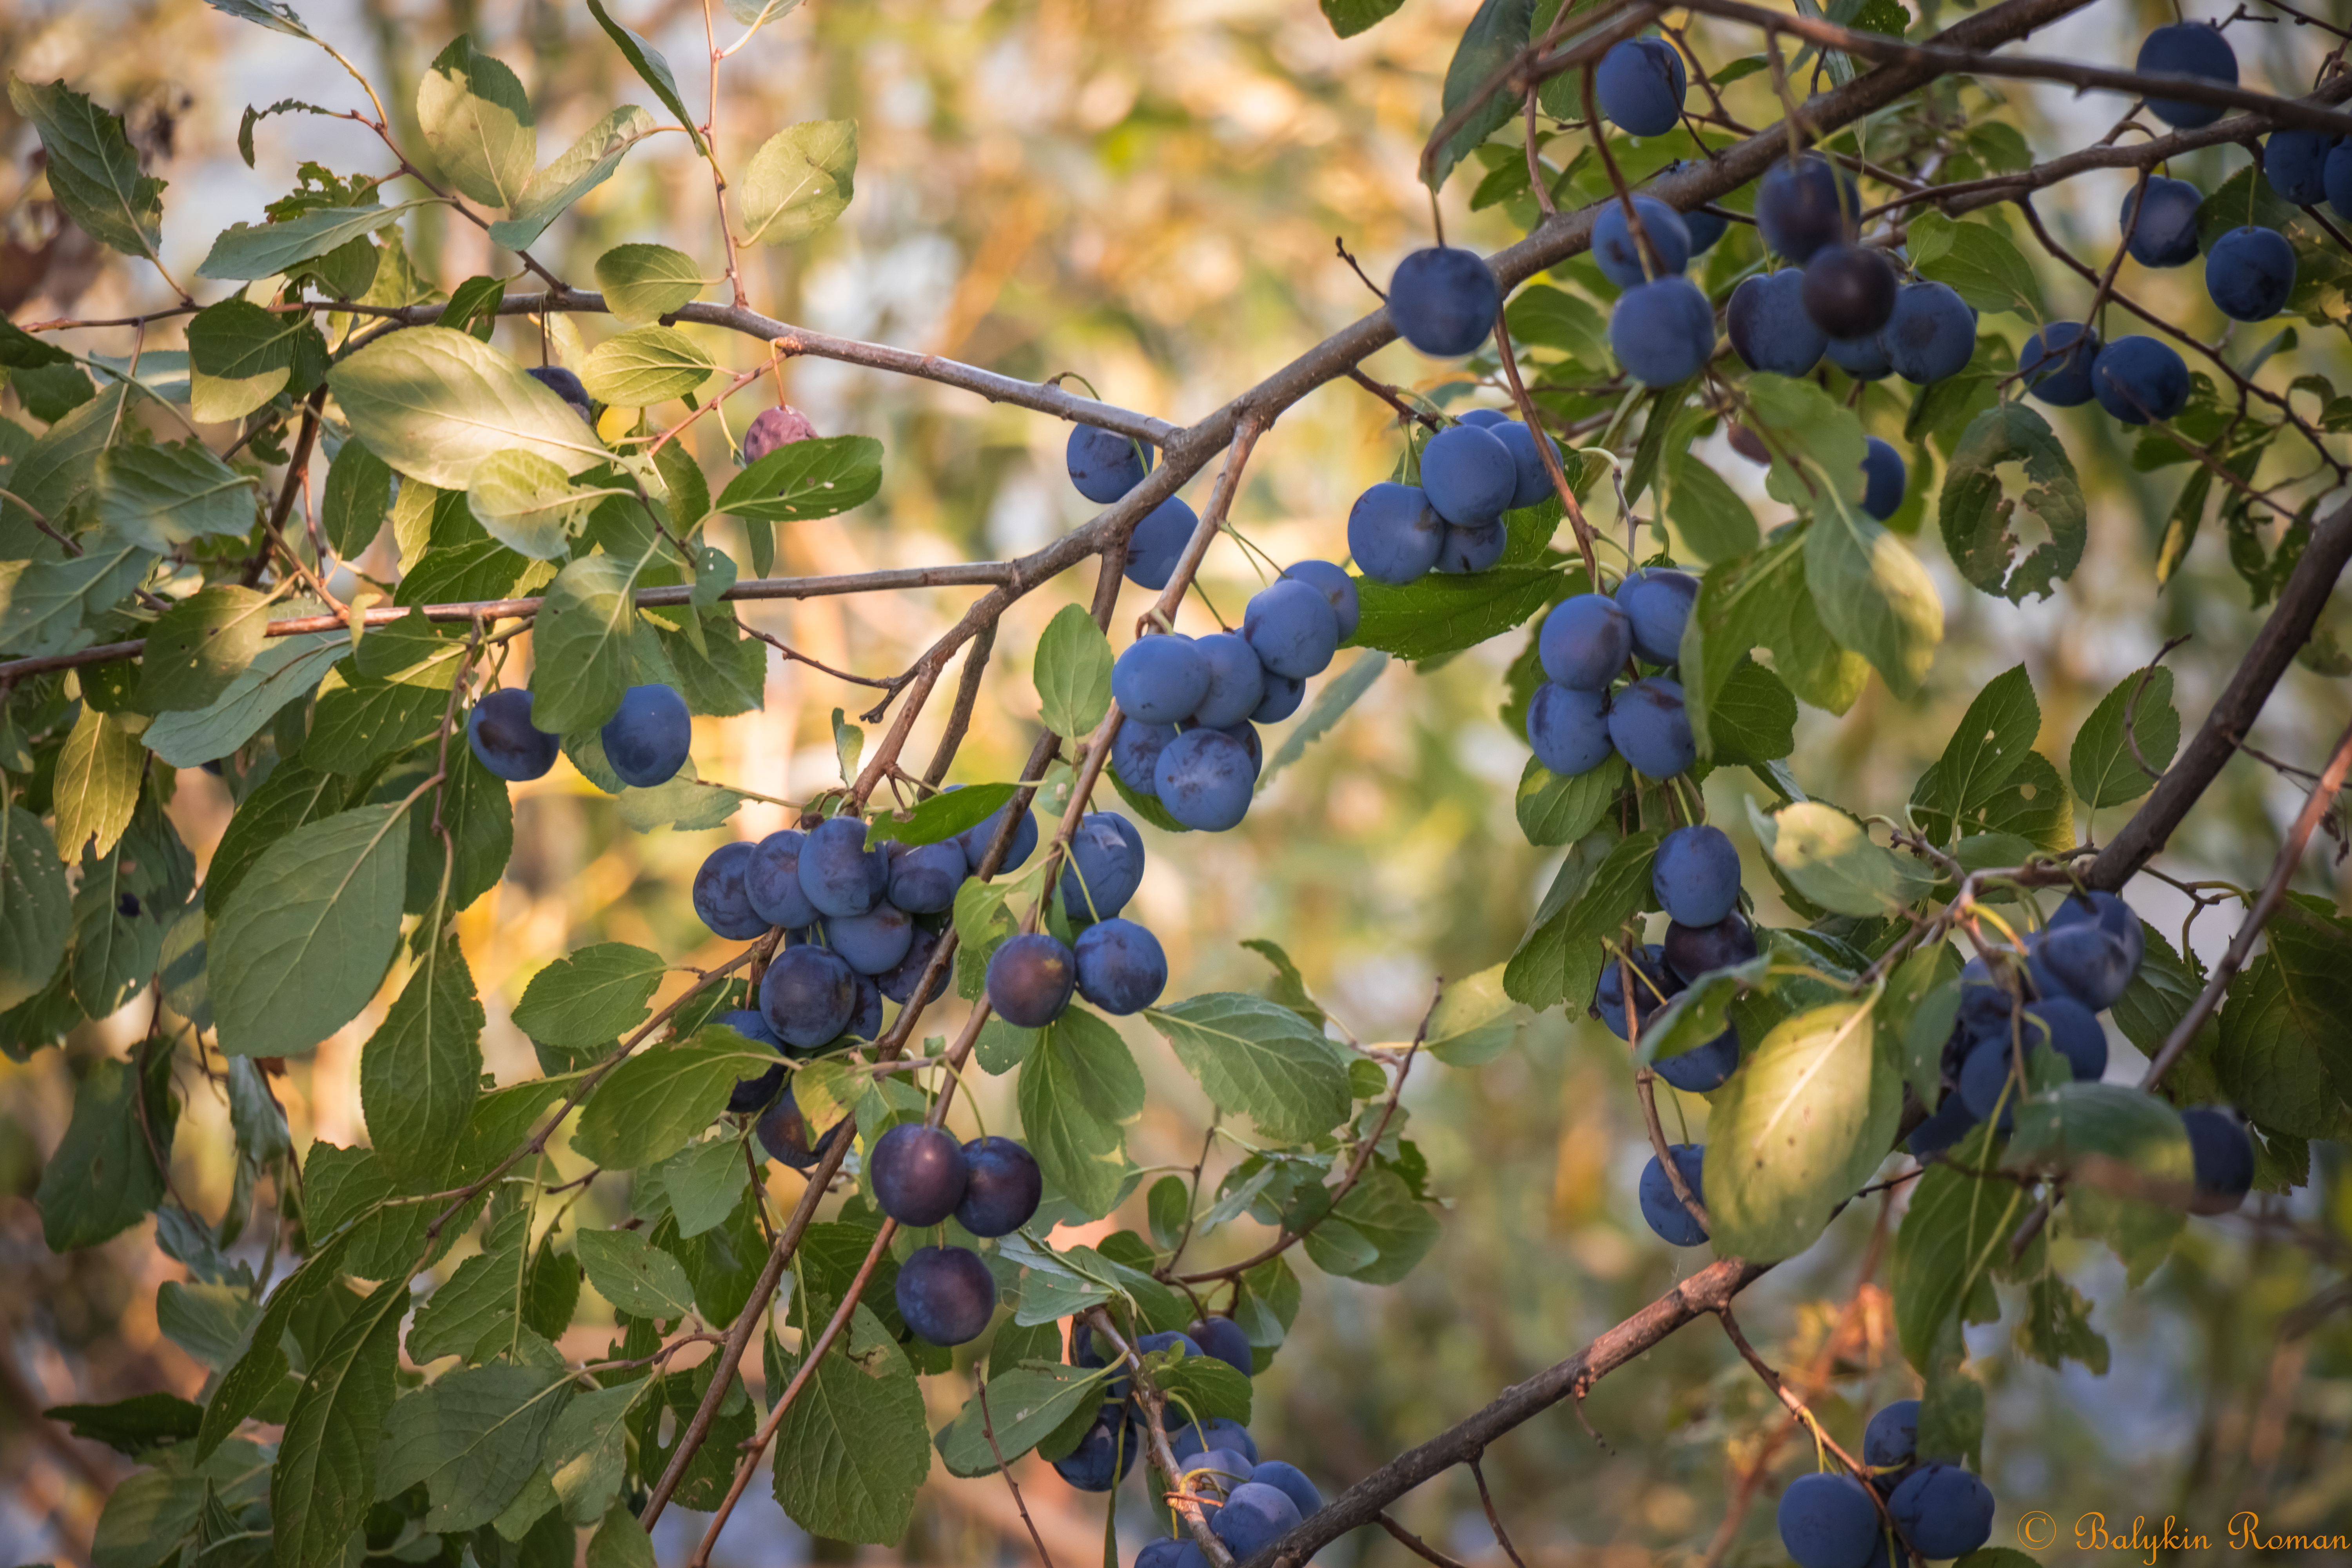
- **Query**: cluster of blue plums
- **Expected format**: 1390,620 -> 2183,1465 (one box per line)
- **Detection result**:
1778,1398 -> 1996,1568
1346,408 -> 1559,585
1526,568 -> 1699,781
1052,1316 -> 1323,1567
982,807 -> 1173,1024
466,680 -> 692,789
863,1121 -> 1044,1345
1106,563 -> 1359,832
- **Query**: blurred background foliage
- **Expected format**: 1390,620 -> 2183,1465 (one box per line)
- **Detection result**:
3,0 -> 2350,1563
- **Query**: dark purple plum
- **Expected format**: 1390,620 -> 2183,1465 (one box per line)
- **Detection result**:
1755,153 -> 1857,262
1154,727 -> 1254,830
1113,718 -> 1178,797
1242,577 -> 1340,679
2120,176 -> 2203,267
758,944 -> 858,1049
828,901 -> 915,976
870,1122 -> 970,1226
741,404 -> 816,462
728,1063 -> 784,1115
1211,1482 -> 1301,1559
987,932 -> 1077,1027
955,1135 -> 1042,1236
1067,425 -> 1153,503
1595,35 -> 1686,136
1860,436 -> 1905,522
1187,632 -> 1266,728
1526,682 -> 1614,777
1882,283 -> 1976,385
1663,911 -> 1758,984
1124,495 -> 1196,590
1639,1143 -> 1708,1246
2024,995 -> 2106,1082
1418,424 -> 1516,526
1888,1464 -> 1994,1559
1609,276 -> 1716,385
756,1087 -> 844,1170
1653,1027 -> 1740,1093
1187,1315 -> 1252,1377
2091,335 -> 2190,425
2030,922 -> 2134,1009
2205,225 -> 2296,321
1540,593 -> 1633,691
885,837 -> 968,915
1250,1461 -> 1320,1521
877,924 -> 949,1006
1347,482 -> 1446,585
2264,129 -> 2338,206
1052,1404 -> 1138,1491
1777,1472 -> 1881,1568
1433,519 -> 1506,574
745,830 -> 820,929
896,1244 -> 997,1345
1490,421 -> 1563,510
1074,918 -> 1167,1015
1114,635 -> 1210,725
2020,321 -> 2102,407
1728,269 -> 1826,377
2180,1106 -> 2254,1212
692,840 -> 769,940
466,688 -> 559,781
1607,676 -> 1695,778
1614,567 -> 1697,664
2047,889 -> 2144,972
1592,195 -> 1691,287
1388,247 -> 1499,357
601,683 -> 690,788
798,815 -> 887,919
1596,944 -> 1681,1040
1653,824 -> 1740,927
526,365 -> 593,423
2136,22 -> 2236,129
1060,811 -> 1146,920
1824,331 -> 1893,380
1801,244 -> 1898,340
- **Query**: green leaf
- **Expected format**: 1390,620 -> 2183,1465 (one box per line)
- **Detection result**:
769,1305 -> 929,1544
70,813 -> 191,1017
1891,1158 -> 2027,1370
646,1137 -> 749,1238
0,529 -> 153,659
1425,0 -> 1536,193
468,448 -> 610,558
51,703 -> 144,860
319,436 -> 394,561
417,34 -> 537,208
327,327 -> 607,489
2068,666 -> 2180,809
91,1464 -> 206,1568
270,1276 -> 408,1568
196,201 -> 431,281
1938,403 -> 2087,603
1504,828 -> 1658,1012
529,553 -> 649,736
935,1365 -> 1108,1478
572,1034 -> 764,1169
1321,0 -> 1407,36
1259,648 -> 1387,789
93,441 -> 259,552
866,781 -> 1015,847
46,1391 -> 203,1457
594,243 -> 704,324
1311,1165 -> 1440,1284
1422,962 -> 1526,1067
488,105 -> 659,250
359,937 -> 483,1187
208,802 -> 415,1058
0,804 -> 70,1012
1708,658 -> 1798,766
2215,900 -> 2352,1138
2007,1081 -> 2193,1280
544,1382 -> 644,1526
1503,283 -> 1608,362
1352,565 -> 1563,661
1906,210 -> 2044,319
7,76 -> 164,260
1665,451 -> 1760,563
201,759 -> 350,921
1018,1014 -> 1134,1220
0,381 -> 124,558
301,664 -> 446,774
35,1050 -> 174,1250
584,0 -> 707,155
1749,800 -> 1935,918
137,586 -> 274,712
1678,535 -> 1795,757
714,434 -> 885,524
377,1365 -> 573,1532
194,1225 -> 355,1457
581,325 -> 717,407
738,120 -> 859,247
1147,992 -> 1351,1142
1513,752 -> 1623,847
1035,603 -> 1114,737
1911,664 -> 2041,836
186,298 -> 328,423
1703,998 -> 1894,1261
576,1227 -> 699,1319
587,1506 -> 656,1568
1746,375 -> 1867,510
1805,485 -> 1942,699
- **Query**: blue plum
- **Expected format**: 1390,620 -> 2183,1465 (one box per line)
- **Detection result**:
526,365 -> 593,423
1905,1092 -> 1980,1158
1388,247 -> 1499,357
986,932 -> 1077,1027
759,945 -> 858,1049
885,837 -> 968,915
1526,682 -> 1614,777
466,688 -> 559,781
745,830 -> 820,929
1155,727 -> 1254,829
1067,425 -> 1153,503
1419,424 -> 1517,526
2047,889 -> 2143,973
1242,578 -> 1340,679
956,1135 -> 1042,1236
1862,1399 -> 1933,1474
1596,944 -> 1681,1040
2120,176 -> 2203,267
1252,673 -> 1305,723
870,1122 -> 970,1227
1187,1315 -> 1253,1377
2030,922 -> 2135,1009
1653,1027 -> 1740,1093
1610,276 -> 1716,385
877,925 -> 948,1006
1888,1464 -> 1994,1559
1663,911 -> 1757,984
1249,1461 -> 1320,1521
1777,1472 -> 1881,1568
1957,1034 -> 2022,1123
1728,269 -> 1826,377
692,840 -> 769,940
1458,408 -> 1512,428
2180,1106 -> 2254,1212
1114,635 -> 1211,725
2264,130 -> 2338,206
2019,321 -> 2102,407
1347,481 -> 1445,584
755,1087 -> 844,1170
1824,331 -> 1893,380
1755,153 -> 1857,263
2205,225 -> 2296,321
1800,244 -> 1898,340
1433,519 -> 1506,574
1166,1412 -> 1252,1463
1593,196 -> 1691,287
601,683 -> 691,788
1608,676 -> 1696,778
1638,1143 -> 1709,1246
1860,436 -> 1905,522
1060,811 -> 1146,920
1211,1483 -> 1301,1559
2136,22 -> 2236,129
1112,718 -> 1178,796
896,1244 -> 997,1345
798,815 -> 887,918
1074,917 -> 1168,1014
728,1063 -> 784,1115
1187,632 -> 1266,728
2024,995 -> 2106,1082
1124,495 -> 1197,590
1595,36 -> 1686,136
1615,567 -> 1698,664
2091,335 -> 2189,424
1882,282 -> 1976,385
1283,559 -> 1360,639
1540,593 -> 1633,691
2327,141 -> 2352,221
829,901 -> 915,976
1490,420 -> 1563,510
1053,1404 -> 1138,1492
955,797 -> 1040,873
1653,824 -> 1740,927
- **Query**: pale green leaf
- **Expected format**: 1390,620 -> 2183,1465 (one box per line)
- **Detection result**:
2069,666 -> 2180,809
1146,992 -> 1350,1142
1749,799 -> 1935,917
576,1227 -> 699,1320
137,585 -> 274,712
197,201 -> 432,281
1034,603 -> 1113,737
7,76 -> 164,260
580,325 -> 716,407
488,105 -> 659,250
417,34 -> 537,209
572,1034 -> 768,1169
1804,488 -> 1943,699
1702,999 -> 1893,1262
51,704 -> 144,861
594,243 -> 704,324
769,1305 -> 929,1544
0,804 -> 70,1012
738,120 -> 858,247
326,327 -> 606,489
93,441 -> 258,552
